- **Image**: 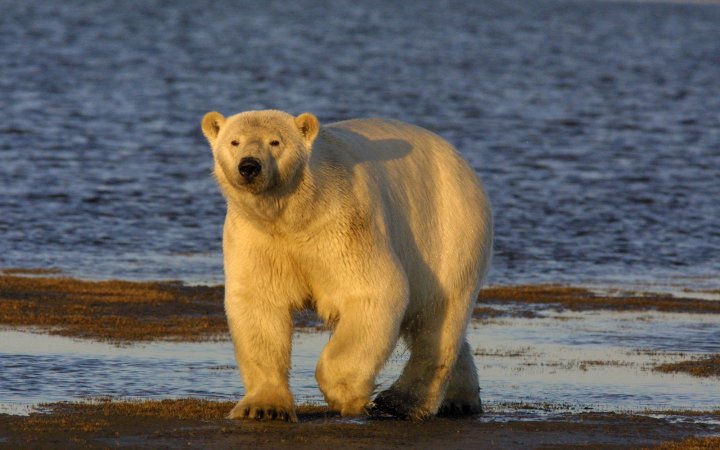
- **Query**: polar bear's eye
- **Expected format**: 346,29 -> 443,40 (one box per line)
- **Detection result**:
269,140 -> 280,147
230,140 -> 240,147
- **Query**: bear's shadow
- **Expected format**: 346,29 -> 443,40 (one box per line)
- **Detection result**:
322,128 -> 413,165
346,138 -> 412,163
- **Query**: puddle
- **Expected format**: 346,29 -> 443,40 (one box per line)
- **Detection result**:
471,310 -> 720,414
1,309 -> 718,417
0,330 -> 404,416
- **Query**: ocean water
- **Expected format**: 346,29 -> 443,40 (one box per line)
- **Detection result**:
1,0 -> 719,286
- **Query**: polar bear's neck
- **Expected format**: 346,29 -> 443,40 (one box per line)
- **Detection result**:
225,165 -> 337,237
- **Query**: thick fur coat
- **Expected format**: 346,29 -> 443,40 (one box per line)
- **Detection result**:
201,110 -> 492,421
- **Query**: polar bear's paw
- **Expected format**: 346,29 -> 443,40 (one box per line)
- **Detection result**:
437,397 -> 482,417
330,396 -> 372,417
370,388 -> 433,421
320,383 -> 371,417
227,397 -> 297,422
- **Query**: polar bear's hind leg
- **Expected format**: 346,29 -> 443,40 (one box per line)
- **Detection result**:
373,283 -> 479,420
438,340 -> 482,416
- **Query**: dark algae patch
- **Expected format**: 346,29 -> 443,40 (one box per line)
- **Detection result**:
480,285 -> 720,314
655,355 -> 720,378
0,275 -> 227,342
0,275 -> 334,342
3,275 -> 719,342
1,400 -> 718,450
648,436 -> 720,450
1,268 -> 63,275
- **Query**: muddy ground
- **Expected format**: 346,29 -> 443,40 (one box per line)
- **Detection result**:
1,271 -> 718,378
1,272 -> 719,448
2,272 -> 719,343
655,354 -> 720,378
479,284 -> 720,315
1,400 -> 719,449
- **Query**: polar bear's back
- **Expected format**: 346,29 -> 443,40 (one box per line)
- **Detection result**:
322,118 -> 492,301
325,118 -> 480,195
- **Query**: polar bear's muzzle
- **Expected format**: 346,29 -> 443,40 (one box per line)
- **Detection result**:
238,157 -> 262,183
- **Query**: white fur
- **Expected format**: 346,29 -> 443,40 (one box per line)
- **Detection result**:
201,110 -> 492,421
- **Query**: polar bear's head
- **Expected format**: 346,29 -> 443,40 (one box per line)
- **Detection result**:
201,110 -> 319,196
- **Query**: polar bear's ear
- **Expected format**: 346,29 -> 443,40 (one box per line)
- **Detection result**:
201,111 -> 226,144
294,113 -> 320,143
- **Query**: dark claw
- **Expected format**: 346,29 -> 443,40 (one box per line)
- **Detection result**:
371,390 -> 412,419
234,404 -> 295,422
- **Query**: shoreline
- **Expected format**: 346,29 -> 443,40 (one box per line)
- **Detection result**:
2,271 -> 719,448
1,399 -> 718,449
1,272 -> 718,343
2,271 -> 718,381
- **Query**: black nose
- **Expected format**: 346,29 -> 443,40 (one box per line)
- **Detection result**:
238,157 -> 261,182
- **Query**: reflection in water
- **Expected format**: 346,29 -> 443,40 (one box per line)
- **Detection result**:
1,309 -> 718,416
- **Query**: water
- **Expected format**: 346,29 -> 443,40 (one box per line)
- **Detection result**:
472,310 -> 720,412
2,309 -> 718,416
1,0 -> 719,286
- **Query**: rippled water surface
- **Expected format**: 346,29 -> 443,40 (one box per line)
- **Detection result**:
1,0 -> 719,285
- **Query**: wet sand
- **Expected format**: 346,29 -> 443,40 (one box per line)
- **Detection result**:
479,285 -> 720,314
2,273 -> 718,343
0,273 -> 226,342
1,399 -> 718,449
655,355 -> 720,378
2,272 -> 719,448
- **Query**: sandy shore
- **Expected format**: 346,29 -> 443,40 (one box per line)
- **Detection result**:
1,271 -> 718,378
1,271 -> 719,448
2,271 -> 718,343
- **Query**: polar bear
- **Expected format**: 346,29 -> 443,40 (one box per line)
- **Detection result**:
201,109 -> 492,422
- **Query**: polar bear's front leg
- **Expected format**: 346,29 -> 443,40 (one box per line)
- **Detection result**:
225,289 -> 296,422
315,278 -> 409,416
